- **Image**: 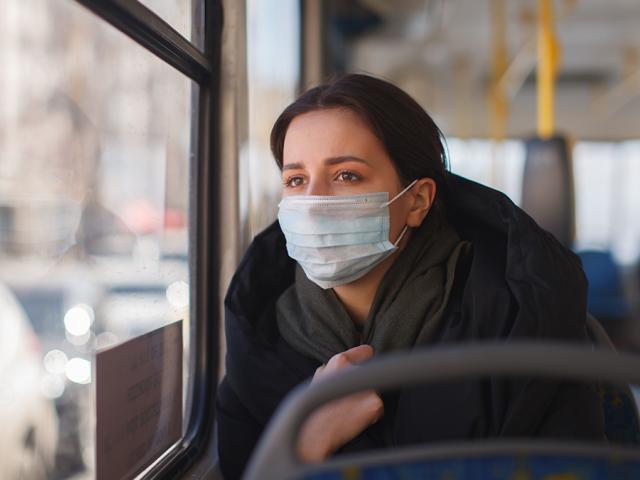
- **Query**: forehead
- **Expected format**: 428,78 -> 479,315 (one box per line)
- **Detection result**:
283,108 -> 382,161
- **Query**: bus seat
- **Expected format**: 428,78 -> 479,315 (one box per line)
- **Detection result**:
579,251 -> 630,321
586,314 -> 640,445
244,344 -> 640,480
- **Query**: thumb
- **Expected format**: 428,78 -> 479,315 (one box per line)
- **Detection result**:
341,344 -> 374,364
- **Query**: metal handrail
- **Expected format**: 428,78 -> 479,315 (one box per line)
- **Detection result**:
244,342 -> 640,480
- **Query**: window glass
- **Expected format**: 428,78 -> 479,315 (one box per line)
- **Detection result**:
573,141 -> 640,266
137,0 -> 195,46
241,0 -> 300,245
0,1 -> 193,479
573,142 -> 618,252
447,138 -> 526,205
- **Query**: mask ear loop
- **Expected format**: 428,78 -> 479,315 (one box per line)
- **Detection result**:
393,225 -> 410,246
381,179 -> 418,208
382,179 -> 419,246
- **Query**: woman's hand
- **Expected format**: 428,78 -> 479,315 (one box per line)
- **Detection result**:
297,344 -> 384,463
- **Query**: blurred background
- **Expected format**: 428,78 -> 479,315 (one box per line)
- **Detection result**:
1,0 -> 640,478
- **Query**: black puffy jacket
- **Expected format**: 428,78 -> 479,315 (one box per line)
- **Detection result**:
216,173 -> 604,480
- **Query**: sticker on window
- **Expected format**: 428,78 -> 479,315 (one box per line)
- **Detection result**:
96,320 -> 183,480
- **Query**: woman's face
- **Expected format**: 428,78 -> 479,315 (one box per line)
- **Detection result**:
281,107 -> 413,243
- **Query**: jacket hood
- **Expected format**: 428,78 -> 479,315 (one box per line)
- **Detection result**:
444,173 -> 587,341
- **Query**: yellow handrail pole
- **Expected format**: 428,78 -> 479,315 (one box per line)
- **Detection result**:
488,0 -> 509,186
537,0 -> 560,138
453,55 -> 472,139
490,0 -> 509,142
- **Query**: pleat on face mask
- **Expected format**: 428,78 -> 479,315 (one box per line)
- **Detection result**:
277,180 -> 417,289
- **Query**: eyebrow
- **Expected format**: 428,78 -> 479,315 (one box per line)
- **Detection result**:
282,155 -> 370,171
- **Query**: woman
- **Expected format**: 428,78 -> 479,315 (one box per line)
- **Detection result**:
217,74 -> 604,479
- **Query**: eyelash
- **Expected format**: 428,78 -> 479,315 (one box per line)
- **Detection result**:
282,170 -> 362,188
283,175 -> 305,188
334,170 -> 361,183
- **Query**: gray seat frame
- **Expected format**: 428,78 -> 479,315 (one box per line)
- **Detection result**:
244,342 -> 640,480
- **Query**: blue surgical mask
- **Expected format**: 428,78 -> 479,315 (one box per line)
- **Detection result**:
277,180 -> 417,289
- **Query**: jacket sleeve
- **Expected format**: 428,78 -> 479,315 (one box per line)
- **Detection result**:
216,376 -> 264,480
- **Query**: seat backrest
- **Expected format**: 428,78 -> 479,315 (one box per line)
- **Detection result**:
580,251 -> 630,321
586,314 -> 640,445
244,344 -> 640,480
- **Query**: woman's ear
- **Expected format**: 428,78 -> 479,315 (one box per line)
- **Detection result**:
406,178 -> 436,227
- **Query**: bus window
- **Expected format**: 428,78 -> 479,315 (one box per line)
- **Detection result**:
241,0 -> 301,247
0,1 -> 219,479
136,0 -> 195,44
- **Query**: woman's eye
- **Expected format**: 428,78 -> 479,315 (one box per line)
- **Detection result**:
284,176 -> 305,188
336,170 -> 361,183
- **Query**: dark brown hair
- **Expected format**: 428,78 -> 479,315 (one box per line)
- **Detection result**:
270,73 -> 449,220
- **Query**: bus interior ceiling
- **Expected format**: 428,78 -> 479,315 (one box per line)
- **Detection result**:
319,0 -> 640,141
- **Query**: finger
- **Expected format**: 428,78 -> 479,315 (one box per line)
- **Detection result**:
340,344 -> 374,364
322,345 -> 375,377
313,364 -> 326,379
365,392 -> 384,423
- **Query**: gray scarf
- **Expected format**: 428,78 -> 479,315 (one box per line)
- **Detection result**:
276,218 -> 470,363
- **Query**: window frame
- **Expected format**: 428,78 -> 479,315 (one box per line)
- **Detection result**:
71,1 -> 222,478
